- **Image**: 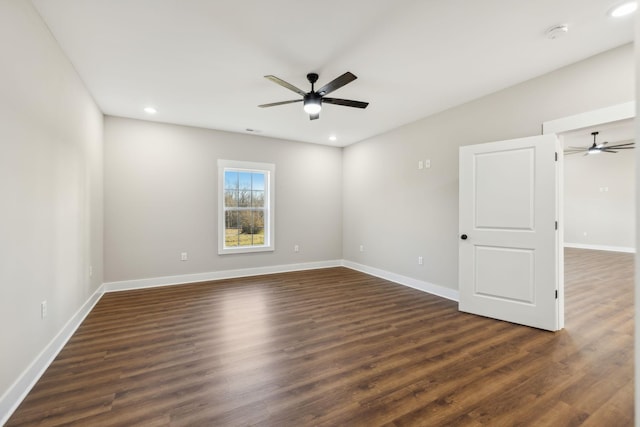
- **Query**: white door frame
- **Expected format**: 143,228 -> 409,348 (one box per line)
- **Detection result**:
542,101 -> 635,135
541,101 -> 636,331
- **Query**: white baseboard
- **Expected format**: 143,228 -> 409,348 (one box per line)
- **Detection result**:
0,284 -> 105,426
564,243 -> 636,253
342,260 -> 459,302
103,260 -> 343,292
103,261 -> 458,303
2,259 -> 455,424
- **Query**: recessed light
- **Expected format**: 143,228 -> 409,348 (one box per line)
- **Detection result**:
610,1 -> 637,17
329,135 -> 337,142
144,106 -> 157,114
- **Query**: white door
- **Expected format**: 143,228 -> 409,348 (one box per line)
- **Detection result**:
459,134 -> 562,331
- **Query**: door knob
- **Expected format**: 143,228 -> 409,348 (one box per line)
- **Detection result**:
460,234 -> 468,240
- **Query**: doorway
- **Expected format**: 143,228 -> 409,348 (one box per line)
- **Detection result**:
560,119 -> 635,253
543,102 -> 636,332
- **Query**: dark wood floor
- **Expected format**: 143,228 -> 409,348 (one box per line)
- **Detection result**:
6,248 -> 634,426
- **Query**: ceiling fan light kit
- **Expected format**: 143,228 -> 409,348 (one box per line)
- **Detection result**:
259,71 -> 369,120
303,95 -> 322,115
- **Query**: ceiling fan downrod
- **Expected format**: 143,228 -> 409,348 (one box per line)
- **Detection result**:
307,73 -> 318,92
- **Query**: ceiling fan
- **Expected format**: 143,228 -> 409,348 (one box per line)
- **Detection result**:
564,131 -> 635,155
258,72 -> 369,120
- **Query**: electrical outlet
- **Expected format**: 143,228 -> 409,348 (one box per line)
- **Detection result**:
425,159 -> 431,168
418,160 -> 424,169
294,244 -> 299,253
181,252 -> 188,261
418,256 -> 423,265
359,245 -> 365,252
41,300 -> 47,319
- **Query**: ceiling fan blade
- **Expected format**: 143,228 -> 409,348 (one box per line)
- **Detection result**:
317,72 -> 357,96
610,139 -> 634,145
607,142 -> 635,148
309,113 -> 320,120
606,146 -> 634,149
567,146 -> 589,150
258,99 -> 302,108
564,151 -> 585,155
323,98 -> 369,109
601,149 -> 618,153
264,75 -> 307,97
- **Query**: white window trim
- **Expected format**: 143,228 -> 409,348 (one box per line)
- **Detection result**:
217,159 -> 275,255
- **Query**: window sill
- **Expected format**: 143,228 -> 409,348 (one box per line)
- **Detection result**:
218,245 -> 275,255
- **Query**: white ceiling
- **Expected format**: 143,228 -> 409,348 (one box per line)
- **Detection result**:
31,0 -> 634,147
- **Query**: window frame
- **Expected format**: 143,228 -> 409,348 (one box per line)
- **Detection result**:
217,159 -> 275,255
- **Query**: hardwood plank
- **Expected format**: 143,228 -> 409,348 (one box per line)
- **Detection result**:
6,249 -> 633,426
580,380 -> 634,427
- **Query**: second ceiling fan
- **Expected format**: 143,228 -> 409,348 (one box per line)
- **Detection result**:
564,131 -> 635,155
259,72 -> 369,120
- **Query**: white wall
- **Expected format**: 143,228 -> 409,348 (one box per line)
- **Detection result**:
0,0 -> 103,411
343,44 -> 635,291
564,149 -> 635,252
104,116 -> 343,283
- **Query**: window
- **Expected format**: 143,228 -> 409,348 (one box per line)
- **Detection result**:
218,160 -> 275,254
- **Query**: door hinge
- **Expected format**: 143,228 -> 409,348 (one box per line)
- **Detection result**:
555,290 -> 558,299
555,152 -> 558,161
555,221 -> 558,230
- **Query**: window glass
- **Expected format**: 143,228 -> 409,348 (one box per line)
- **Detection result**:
218,160 -> 275,254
